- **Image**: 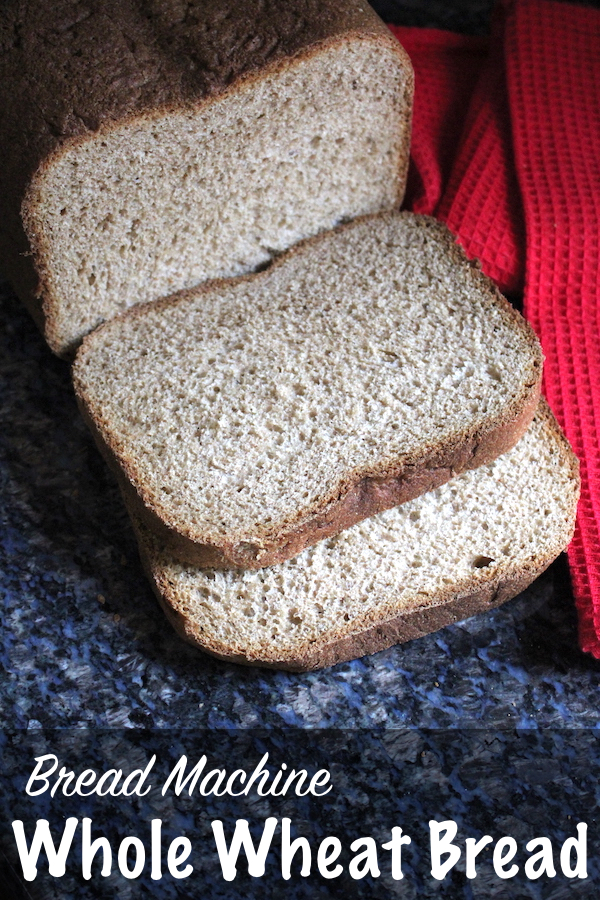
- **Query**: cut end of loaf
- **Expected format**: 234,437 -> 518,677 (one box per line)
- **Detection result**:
135,403 -> 579,671
26,36 -> 411,355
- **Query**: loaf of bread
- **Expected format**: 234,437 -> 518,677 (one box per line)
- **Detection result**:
0,0 -> 412,356
131,403 -> 579,671
73,212 -> 543,570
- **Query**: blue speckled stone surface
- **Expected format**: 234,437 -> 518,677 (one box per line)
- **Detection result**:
2,3 -> 600,896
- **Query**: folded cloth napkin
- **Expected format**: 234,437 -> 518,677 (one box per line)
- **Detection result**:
390,0 -> 600,657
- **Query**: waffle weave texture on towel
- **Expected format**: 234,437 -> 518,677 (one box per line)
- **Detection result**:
391,0 -> 600,657
505,0 -> 600,656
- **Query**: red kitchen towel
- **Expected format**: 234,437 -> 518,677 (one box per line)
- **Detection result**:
391,27 -> 488,216
390,1 -> 600,656
437,5 -> 525,297
505,0 -> 600,656
389,18 -> 524,296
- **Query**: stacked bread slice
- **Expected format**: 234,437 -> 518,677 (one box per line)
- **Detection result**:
2,2 -> 579,668
72,213 -> 578,669
73,214 -> 543,570
132,403 -> 579,671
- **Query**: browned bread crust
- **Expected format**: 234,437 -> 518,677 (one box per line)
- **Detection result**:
0,0 -> 412,355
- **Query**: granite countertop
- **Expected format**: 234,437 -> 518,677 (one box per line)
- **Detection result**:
2,2 -> 600,898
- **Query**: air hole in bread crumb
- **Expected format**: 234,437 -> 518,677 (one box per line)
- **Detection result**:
473,555 -> 494,568
487,364 -> 503,382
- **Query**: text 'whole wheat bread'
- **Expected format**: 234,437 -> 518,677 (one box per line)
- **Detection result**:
132,403 -> 579,671
0,0 -> 412,356
73,213 -> 543,570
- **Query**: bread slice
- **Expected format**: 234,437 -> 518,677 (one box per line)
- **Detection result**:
0,0 -> 412,356
132,403 -> 579,671
73,212 -> 542,570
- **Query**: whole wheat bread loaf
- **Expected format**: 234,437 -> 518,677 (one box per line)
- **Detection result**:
0,0 -> 412,356
73,213 -> 543,570
132,403 -> 579,671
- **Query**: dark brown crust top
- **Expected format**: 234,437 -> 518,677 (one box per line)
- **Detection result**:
0,0 -> 412,354
134,402 -> 580,672
73,212 -> 544,571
